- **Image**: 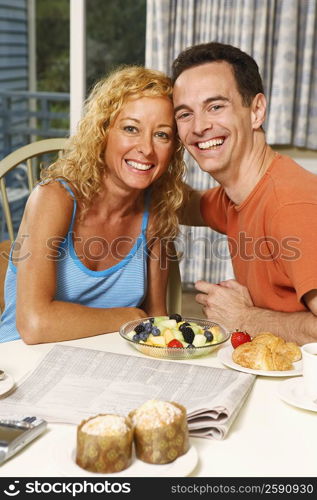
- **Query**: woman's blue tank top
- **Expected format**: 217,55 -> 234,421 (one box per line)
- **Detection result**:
0,180 -> 150,342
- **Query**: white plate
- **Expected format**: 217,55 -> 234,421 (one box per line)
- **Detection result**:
52,428 -> 198,477
0,373 -> 14,397
278,377 -> 317,412
217,345 -> 302,377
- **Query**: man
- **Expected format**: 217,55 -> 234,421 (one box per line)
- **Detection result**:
172,42 -> 317,344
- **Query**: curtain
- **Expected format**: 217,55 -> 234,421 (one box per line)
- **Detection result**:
146,0 -> 317,285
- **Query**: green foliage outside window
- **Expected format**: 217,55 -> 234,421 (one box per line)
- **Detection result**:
86,0 -> 146,93
36,0 -> 146,95
36,0 -> 70,93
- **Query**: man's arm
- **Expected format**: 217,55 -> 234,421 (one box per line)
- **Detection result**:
178,184 -> 207,226
195,279 -> 317,345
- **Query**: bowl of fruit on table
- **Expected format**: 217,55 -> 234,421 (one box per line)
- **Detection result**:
119,314 -> 230,360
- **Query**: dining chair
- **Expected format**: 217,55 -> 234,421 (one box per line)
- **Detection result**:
0,138 -> 67,314
0,239 -> 11,314
0,138 -> 182,315
0,138 -> 68,242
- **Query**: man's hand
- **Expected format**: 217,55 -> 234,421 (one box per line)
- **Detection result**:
195,280 -> 317,344
195,279 -> 254,331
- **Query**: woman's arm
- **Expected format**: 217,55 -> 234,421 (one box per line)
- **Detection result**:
15,183 -> 146,345
141,236 -> 170,317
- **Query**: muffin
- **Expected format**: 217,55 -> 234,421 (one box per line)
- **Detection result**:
129,399 -> 189,464
76,414 -> 133,473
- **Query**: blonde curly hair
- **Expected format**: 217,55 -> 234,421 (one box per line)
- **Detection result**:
41,65 -> 186,240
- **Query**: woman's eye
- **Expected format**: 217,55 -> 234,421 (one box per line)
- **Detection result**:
155,131 -> 170,140
123,125 -> 138,133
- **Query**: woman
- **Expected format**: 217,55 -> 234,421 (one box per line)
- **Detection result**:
0,66 -> 186,344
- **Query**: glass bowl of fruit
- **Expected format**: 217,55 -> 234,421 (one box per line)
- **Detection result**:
119,314 -> 230,360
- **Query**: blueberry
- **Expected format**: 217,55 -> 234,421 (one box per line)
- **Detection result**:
182,327 -> 195,344
151,326 -> 161,336
139,331 -> 149,341
144,322 -> 152,332
169,313 -> 182,323
186,344 -> 195,349
149,317 -> 155,324
204,331 -> 214,342
133,333 -> 141,342
134,323 -> 145,334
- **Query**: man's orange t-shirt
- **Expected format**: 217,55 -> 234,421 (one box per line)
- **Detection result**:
200,154 -> 317,312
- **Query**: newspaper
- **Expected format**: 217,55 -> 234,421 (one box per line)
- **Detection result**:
0,345 -> 255,440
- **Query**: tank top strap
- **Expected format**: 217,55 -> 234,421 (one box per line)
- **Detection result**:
55,178 -> 77,232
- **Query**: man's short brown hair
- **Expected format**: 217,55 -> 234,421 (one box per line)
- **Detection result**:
172,41 -> 264,106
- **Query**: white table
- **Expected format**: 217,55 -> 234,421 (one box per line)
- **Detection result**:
0,333 -> 316,477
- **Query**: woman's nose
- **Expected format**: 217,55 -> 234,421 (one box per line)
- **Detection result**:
137,135 -> 154,157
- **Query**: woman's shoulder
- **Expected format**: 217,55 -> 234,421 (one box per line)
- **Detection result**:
24,180 -> 75,225
30,180 -> 75,205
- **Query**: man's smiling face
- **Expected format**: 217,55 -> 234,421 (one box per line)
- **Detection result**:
173,61 -> 256,177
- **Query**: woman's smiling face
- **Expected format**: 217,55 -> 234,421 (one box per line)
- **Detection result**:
104,96 -> 176,191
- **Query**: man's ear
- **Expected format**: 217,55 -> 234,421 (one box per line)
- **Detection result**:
251,93 -> 266,130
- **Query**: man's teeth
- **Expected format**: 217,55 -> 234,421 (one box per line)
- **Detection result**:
126,160 -> 153,171
198,138 -> 224,150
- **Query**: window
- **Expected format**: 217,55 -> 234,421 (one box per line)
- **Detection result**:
86,0 -> 146,93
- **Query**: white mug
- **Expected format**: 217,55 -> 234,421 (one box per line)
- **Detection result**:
301,342 -> 317,401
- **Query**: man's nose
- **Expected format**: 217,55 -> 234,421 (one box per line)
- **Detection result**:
192,113 -> 212,136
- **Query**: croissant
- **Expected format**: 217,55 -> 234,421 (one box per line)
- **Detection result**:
278,342 -> 302,362
251,333 -> 285,351
232,332 -> 301,371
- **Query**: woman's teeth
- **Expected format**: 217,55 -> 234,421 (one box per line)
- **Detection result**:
126,160 -> 154,171
198,138 -> 224,150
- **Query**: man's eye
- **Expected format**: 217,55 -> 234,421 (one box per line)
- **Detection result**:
123,125 -> 138,133
175,112 -> 191,121
209,105 -> 223,112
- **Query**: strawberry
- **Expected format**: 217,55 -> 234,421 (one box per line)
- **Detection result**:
231,330 -> 251,349
167,339 -> 183,348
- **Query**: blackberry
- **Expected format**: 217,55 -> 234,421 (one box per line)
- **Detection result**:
149,317 -> 155,323
134,323 -> 145,334
169,313 -> 182,323
179,322 -> 190,332
204,331 -> 214,342
182,327 -> 195,344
